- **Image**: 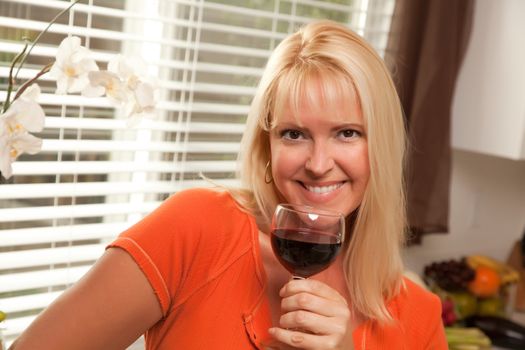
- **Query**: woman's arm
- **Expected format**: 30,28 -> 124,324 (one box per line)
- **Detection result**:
10,248 -> 162,350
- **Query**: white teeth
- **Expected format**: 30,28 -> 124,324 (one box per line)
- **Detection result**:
305,183 -> 343,194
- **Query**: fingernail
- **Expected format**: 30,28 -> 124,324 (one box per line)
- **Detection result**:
268,327 -> 276,335
279,286 -> 285,296
291,334 -> 304,343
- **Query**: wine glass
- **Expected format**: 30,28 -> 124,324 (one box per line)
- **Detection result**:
270,204 -> 345,279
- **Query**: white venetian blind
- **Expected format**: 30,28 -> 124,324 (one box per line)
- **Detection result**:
0,0 -> 395,347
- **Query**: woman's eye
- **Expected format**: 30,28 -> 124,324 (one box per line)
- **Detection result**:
281,129 -> 304,140
339,129 -> 361,140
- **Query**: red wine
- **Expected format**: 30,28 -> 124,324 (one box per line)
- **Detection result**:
271,228 -> 341,278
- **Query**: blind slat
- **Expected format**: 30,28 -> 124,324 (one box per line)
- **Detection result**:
0,222 -> 131,247
0,181 -> 178,199
2,316 -> 37,338
0,291 -> 62,314
0,244 -> 106,270
39,139 -> 240,153
0,266 -> 90,294
43,116 -> 245,134
0,91 -> 251,114
11,160 -> 238,175
0,67 -> 258,96
174,0 -> 335,23
1,179 -> 239,201
0,201 -> 161,222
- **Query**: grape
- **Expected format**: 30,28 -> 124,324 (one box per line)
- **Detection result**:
424,258 -> 475,292
441,299 -> 457,326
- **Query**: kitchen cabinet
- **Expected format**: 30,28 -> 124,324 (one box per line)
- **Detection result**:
451,0 -> 525,160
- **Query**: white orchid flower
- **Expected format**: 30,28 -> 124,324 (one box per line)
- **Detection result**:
0,135 -> 11,178
84,70 -> 128,104
49,36 -> 99,94
127,81 -> 156,115
109,55 -> 157,121
0,84 -> 46,179
86,55 -> 156,124
0,132 -> 43,178
108,55 -> 147,86
125,81 -> 156,126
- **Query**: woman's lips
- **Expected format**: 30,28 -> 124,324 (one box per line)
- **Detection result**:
303,182 -> 344,194
297,181 -> 346,203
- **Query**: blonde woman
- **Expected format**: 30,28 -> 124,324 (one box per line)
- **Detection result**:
11,20 -> 446,350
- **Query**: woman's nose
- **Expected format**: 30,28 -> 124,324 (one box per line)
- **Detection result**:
304,142 -> 334,176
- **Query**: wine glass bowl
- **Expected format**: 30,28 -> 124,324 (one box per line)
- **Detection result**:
270,204 -> 345,279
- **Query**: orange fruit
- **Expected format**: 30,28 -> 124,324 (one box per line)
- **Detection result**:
468,266 -> 501,297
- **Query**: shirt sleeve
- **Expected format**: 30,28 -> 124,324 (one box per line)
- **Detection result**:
105,188 -> 252,317
106,192 -> 187,316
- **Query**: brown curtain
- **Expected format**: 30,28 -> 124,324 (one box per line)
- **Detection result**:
385,0 -> 474,244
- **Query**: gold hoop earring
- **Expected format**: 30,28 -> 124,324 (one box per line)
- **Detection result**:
264,161 -> 273,184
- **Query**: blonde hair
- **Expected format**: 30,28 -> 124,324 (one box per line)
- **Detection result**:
232,20 -> 406,322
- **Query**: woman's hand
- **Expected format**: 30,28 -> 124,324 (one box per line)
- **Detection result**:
268,279 -> 351,349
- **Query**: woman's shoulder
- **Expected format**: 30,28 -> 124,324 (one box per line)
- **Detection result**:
162,187 -> 248,218
372,277 -> 446,348
388,277 -> 445,341
166,187 -> 232,207
394,277 -> 441,317
126,187 -> 254,241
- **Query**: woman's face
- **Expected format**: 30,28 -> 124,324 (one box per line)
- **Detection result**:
269,85 -> 370,218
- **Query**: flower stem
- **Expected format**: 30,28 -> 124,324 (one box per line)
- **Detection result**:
13,63 -> 53,101
13,0 -> 82,81
2,0 -> 82,113
2,42 -> 29,113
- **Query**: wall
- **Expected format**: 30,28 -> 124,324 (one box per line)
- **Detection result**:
404,149 -> 525,275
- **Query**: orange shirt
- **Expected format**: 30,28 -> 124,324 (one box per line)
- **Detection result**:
107,188 -> 447,349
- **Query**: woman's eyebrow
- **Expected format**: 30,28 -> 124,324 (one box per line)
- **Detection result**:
273,120 -> 304,128
330,122 -> 364,131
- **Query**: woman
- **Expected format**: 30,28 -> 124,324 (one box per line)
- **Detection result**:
10,20 -> 446,350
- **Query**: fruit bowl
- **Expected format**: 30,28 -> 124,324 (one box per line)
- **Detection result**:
424,255 -> 519,326
424,256 -> 521,349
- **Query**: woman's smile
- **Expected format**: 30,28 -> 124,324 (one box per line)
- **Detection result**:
296,180 -> 348,206
301,181 -> 345,194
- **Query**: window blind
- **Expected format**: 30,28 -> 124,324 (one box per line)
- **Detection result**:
0,0 -> 395,347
